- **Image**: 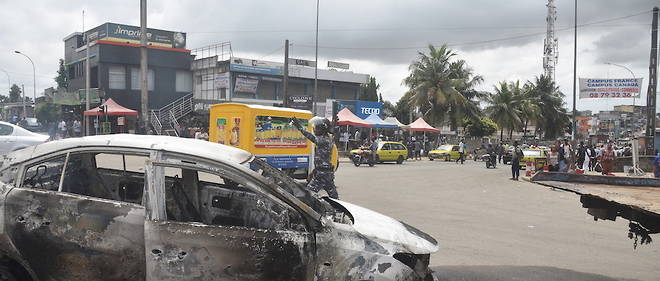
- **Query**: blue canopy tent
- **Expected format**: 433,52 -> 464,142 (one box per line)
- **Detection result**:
363,114 -> 397,140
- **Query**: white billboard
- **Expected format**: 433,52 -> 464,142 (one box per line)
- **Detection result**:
579,78 -> 642,99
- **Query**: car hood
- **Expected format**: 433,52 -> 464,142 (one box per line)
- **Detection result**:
329,199 -> 439,254
429,150 -> 449,154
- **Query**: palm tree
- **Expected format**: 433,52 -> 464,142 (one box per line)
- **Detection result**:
526,75 -> 569,139
485,81 -> 522,141
403,44 -> 482,128
516,83 -> 541,138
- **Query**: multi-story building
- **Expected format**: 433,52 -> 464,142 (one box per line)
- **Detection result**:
191,43 -> 370,116
63,22 -> 193,112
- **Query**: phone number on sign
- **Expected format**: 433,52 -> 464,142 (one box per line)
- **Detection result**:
588,92 -> 637,98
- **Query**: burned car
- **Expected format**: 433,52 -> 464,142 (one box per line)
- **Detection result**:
0,135 -> 437,281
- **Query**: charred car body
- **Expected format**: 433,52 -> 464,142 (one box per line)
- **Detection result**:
0,135 -> 437,280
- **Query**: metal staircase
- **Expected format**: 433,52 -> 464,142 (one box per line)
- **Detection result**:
150,93 -> 193,136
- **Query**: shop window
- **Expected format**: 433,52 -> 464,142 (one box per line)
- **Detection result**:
176,71 -> 192,92
130,68 -> 154,91
109,66 -> 126,89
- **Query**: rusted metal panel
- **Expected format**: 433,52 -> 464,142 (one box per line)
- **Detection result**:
4,188 -> 146,280
144,220 -> 314,281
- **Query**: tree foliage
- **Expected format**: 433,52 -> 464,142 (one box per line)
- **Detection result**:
464,117 -> 498,137
9,84 -> 21,102
403,44 -> 483,129
55,58 -> 68,89
359,77 -> 380,101
35,102 -> 61,124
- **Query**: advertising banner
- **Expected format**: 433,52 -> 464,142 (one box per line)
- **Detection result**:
288,58 -> 317,67
93,23 -> 186,49
287,95 -> 313,110
230,57 -> 282,75
579,78 -> 642,99
254,116 -> 308,148
234,77 -> 259,93
328,61 -> 349,69
214,72 -> 230,89
576,116 -> 593,131
354,101 -> 383,119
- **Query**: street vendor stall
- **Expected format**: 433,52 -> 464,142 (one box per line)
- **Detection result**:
336,108 -> 372,150
83,98 -> 138,134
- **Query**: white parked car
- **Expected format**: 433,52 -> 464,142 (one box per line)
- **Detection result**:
0,121 -> 49,154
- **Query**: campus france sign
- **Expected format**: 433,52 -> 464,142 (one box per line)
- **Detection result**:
89,23 -> 186,49
578,78 -> 642,99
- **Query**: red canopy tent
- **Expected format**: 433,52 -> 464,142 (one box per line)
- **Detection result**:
83,98 -> 138,116
408,117 -> 440,133
336,108 -> 371,127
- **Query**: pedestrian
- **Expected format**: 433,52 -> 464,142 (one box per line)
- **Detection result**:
654,150 -> 660,178
587,145 -> 596,171
558,139 -> 571,172
497,143 -> 505,164
456,139 -> 466,164
510,141 -> 523,180
406,138 -> 414,159
47,121 -> 57,141
548,145 -> 559,172
73,119 -> 81,137
58,119 -> 67,139
291,116 -> 338,199
600,143 -> 616,176
414,139 -> 422,160
576,141 -> 586,172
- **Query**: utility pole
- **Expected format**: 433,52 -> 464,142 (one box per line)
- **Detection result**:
283,39 -> 289,107
140,0 -> 149,132
84,10 -> 91,136
21,84 -> 25,119
571,0 -> 578,141
645,7 -> 658,154
313,0 -> 319,115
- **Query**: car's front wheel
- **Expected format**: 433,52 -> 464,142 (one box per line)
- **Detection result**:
397,155 -> 404,164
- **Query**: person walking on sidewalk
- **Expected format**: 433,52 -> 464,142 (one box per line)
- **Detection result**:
510,141 -> 523,180
600,143 -> 616,176
457,139 -> 466,164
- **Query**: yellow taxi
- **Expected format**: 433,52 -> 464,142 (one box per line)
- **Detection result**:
350,141 -> 408,164
428,144 -> 461,161
519,149 -> 548,170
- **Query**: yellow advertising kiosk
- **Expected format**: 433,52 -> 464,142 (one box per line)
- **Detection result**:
209,103 -> 337,177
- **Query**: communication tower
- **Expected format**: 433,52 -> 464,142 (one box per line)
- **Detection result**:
543,0 -> 559,81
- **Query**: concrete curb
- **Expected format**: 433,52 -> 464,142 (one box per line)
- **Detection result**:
531,171 -> 660,187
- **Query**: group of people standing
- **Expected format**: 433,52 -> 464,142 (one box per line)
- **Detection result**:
546,140 -> 616,176
47,119 -> 82,140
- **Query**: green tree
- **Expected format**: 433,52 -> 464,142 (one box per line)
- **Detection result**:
464,117 -> 498,137
8,84 -> 21,103
403,44 -> 483,129
359,77 -> 380,101
393,91 -> 413,124
55,58 -> 68,89
35,102 -> 61,124
485,81 -> 522,141
526,75 -> 569,139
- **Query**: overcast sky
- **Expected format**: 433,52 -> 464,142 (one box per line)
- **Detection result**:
1,0 -> 660,112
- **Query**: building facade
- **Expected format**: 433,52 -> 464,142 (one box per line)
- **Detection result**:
63,22 -> 193,112
192,47 -> 369,116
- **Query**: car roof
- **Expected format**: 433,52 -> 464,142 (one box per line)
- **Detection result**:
3,134 -> 253,165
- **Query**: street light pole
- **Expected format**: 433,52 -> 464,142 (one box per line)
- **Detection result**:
313,0 -> 319,115
571,0 -> 578,141
14,51 -> 36,115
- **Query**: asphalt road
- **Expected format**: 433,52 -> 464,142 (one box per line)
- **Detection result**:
334,158 -> 659,281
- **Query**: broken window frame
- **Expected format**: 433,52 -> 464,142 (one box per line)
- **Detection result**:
15,147 -> 151,208
146,154 -> 322,230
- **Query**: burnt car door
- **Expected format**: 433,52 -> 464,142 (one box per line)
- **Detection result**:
5,151 -> 147,280
143,157 -> 315,281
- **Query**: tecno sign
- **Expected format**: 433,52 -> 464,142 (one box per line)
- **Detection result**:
361,107 -> 380,115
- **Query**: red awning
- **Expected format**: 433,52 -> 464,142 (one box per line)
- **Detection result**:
336,108 -> 372,127
84,98 -> 139,116
408,117 -> 441,133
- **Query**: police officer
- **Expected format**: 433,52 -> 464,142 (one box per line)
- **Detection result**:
291,117 -> 339,199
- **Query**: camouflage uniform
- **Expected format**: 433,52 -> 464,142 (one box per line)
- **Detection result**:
299,130 -> 338,199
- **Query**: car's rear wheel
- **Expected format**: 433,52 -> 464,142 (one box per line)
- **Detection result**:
396,155 -> 404,164
429,157 -> 434,161
444,155 -> 450,161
